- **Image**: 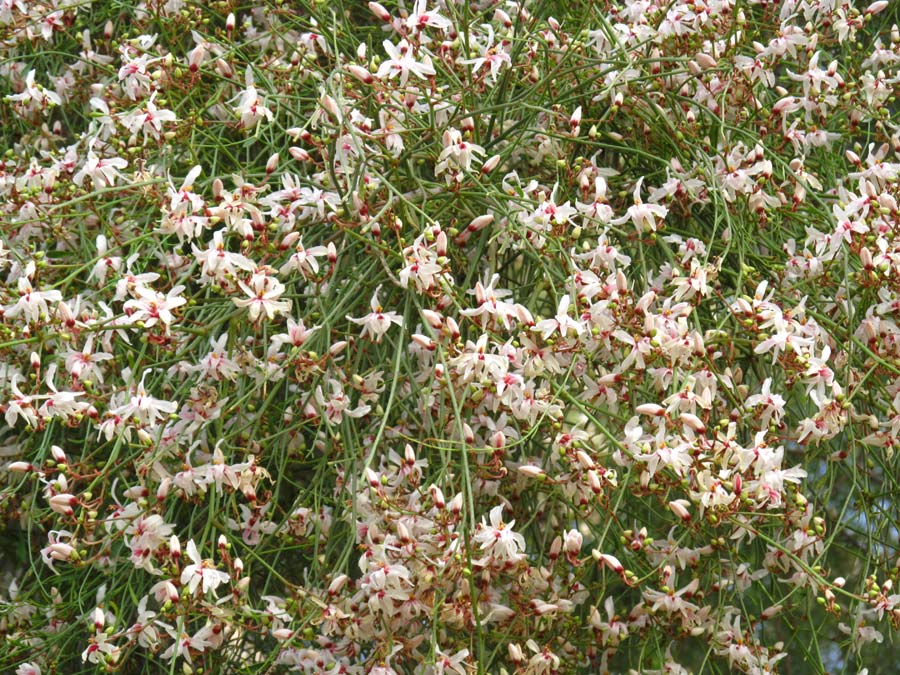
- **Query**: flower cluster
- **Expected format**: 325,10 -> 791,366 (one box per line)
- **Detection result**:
2,1 -> 900,674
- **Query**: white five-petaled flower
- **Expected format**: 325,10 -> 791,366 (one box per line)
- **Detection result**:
533,295 -> 585,339
123,284 -> 187,331
5,69 -> 61,114
5,277 -> 63,324
474,504 -> 526,564
612,177 -> 668,232
233,273 -> 292,322
376,39 -> 436,85
232,83 -> 273,129
73,151 -> 128,190
347,287 -> 403,342
180,539 -> 230,595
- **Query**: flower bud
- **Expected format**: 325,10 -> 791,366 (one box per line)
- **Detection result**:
169,535 -> 181,559
481,154 -> 501,174
467,214 -> 494,232
592,550 -> 624,573
635,403 -> 665,416
347,64 -> 374,84
288,146 -> 311,162
49,494 -> 77,516
368,2 -> 391,22
668,499 -> 691,521
564,528 -> 583,555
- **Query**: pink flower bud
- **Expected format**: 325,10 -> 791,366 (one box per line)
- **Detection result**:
517,464 -> 544,478
272,628 -> 294,640
445,316 -> 460,339
549,536 -> 562,560
570,106 -> 582,129
515,304 -> 535,326
508,643 -> 524,662
867,1 -> 889,14
188,44 -> 207,71
696,53 -> 717,69
468,214 -> 494,232
449,493 -> 463,513
30,352 -> 40,370
635,403 -> 665,416
564,529 -> 583,555
123,485 -> 148,500
347,64 -> 374,84
412,334 -> 435,351
481,154 -> 501,174
462,422 -> 474,444
266,153 -> 279,174
328,574 -> 349,595
51,445 -> 66,463
288,146 -> 311,162
668,499 -> 691,521
679,413 -> 705,433
368,1 -> 391,22
49,494 -> 77,516
169,535 -> 181,559
592,550 -> 624,573
216,59 -> 234,79
320,94 -> 341,120
7,461 -> 33,473
430,485 -> 446,509
760,604 -> 783,620
93,607 -> 105,630
156,477 -> 171,501
421,309 -> 444,329
575,450 -> 594,470
226,12 -> 236,32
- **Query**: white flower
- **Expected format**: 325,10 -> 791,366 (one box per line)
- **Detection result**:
108,375 -> 178,427
533,295 -> 585,339
5,70 -> 61,115
376,39 -> 436,85
73,151 -> 128,190
123,285 -> 187,330
474,505 -> 526,564
233,273 -> 292,322
232,78 -> 273,129
119,94 -> 177,139
5,277 -> 62,324
611,178 -> 668,232
347,287 -> 403,342
435,127 -> 485,178
180,539 -> 230,595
